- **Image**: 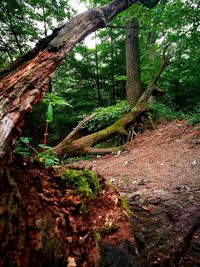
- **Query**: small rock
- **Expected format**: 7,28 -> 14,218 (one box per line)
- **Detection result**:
0,206 -> 4,216
192,158 -> 200,165
109,178 -> 116,184
188,194 -> 194,201
65,236 -> 73,243
116,150 -> 122,156
67,257 -> 77,267
96,155 -> 101,159
138,179 -> 147,186
123,160 -> 129,165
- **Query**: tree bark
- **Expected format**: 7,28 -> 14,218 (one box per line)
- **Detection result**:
94,32 -> 104,106
125,19 -> 142,105
0,0 -> 161,168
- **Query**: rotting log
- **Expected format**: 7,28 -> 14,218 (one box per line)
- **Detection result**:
0,0 -> 161,168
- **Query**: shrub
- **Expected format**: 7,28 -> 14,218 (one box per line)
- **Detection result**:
82,101 -> 131,133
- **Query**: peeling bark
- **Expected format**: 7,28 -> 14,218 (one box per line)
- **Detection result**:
0,0 -> 161,167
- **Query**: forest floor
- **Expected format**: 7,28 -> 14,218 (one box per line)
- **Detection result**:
69,119 -> 200,266
1,120 -> 200,267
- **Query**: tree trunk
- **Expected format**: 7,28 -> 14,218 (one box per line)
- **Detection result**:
125,19 -> 142,105
0,37 -> 14,63
110,27 -> 116,104
0,0 -> 161,168
94,32 -> 104,106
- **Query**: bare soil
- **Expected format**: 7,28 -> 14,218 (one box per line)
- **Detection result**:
69,120 -> 200,266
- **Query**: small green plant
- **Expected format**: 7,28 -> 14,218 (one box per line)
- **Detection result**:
14,137 -> 32,158
188,103 -> 200,125
119,196 -> 133,218
14,138 -> 59,166
62,168 -> 102,199
37,144 -> 60,166
43,92 -> 72,145
123,176 -> 130,185
80,203 -> 89,214
95,231 -> 101,240
99,225 -> 119,236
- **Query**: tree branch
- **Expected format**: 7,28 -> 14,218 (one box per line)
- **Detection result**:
65,113 -> 97,141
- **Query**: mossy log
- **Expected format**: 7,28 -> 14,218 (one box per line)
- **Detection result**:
54,100 -> 149,158
53,55 -> 168,159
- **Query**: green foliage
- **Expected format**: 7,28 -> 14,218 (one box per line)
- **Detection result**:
82,101 -> 131,133
47,104 -> 53,123
14,137 -> 32,158
44,92 -> 72,123
119,196 -> 133,218
187,103 -> 200,125
95,231 -> 101,240
150,100 -> 186,121
0,0 -> 74,67
62,168 -> 102,199
4,0 -> 200,150
14,138 -> 59,166
37,144 -> 60,166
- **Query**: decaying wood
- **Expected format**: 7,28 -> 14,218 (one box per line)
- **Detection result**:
65,113 -> 97,141
0,0 -> 163,167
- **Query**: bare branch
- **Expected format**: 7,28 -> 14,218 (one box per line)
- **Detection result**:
65,113 -> 97,141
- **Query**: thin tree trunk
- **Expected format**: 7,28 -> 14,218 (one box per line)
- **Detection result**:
94,32 -> 103,106
7,13 -> 23,55
110,28 -> 116,104
42,4 -> 48,37
0,37 -> 13,63
125,18 -> 142,105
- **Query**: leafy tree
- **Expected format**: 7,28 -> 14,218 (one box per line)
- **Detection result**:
0,0 -> 74,66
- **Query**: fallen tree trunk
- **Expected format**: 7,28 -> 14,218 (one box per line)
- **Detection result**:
0,0 -> 161,168
54,55 -> 168,158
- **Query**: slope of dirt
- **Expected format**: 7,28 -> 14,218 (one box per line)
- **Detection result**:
69,120 -> 200,266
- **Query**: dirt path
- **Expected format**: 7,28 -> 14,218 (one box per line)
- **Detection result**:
70,120 -> 200,266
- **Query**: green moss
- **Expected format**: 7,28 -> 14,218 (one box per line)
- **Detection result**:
95,231 -> 101,240
62,168 -> 102,199
80,203 -> 89,214
100,225 -> 119,236
95,225 -> 119,241
119,196 -> 133,218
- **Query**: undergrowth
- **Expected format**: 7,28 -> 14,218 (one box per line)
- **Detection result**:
81,100 -> 131,133
150,100 -> 200,125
